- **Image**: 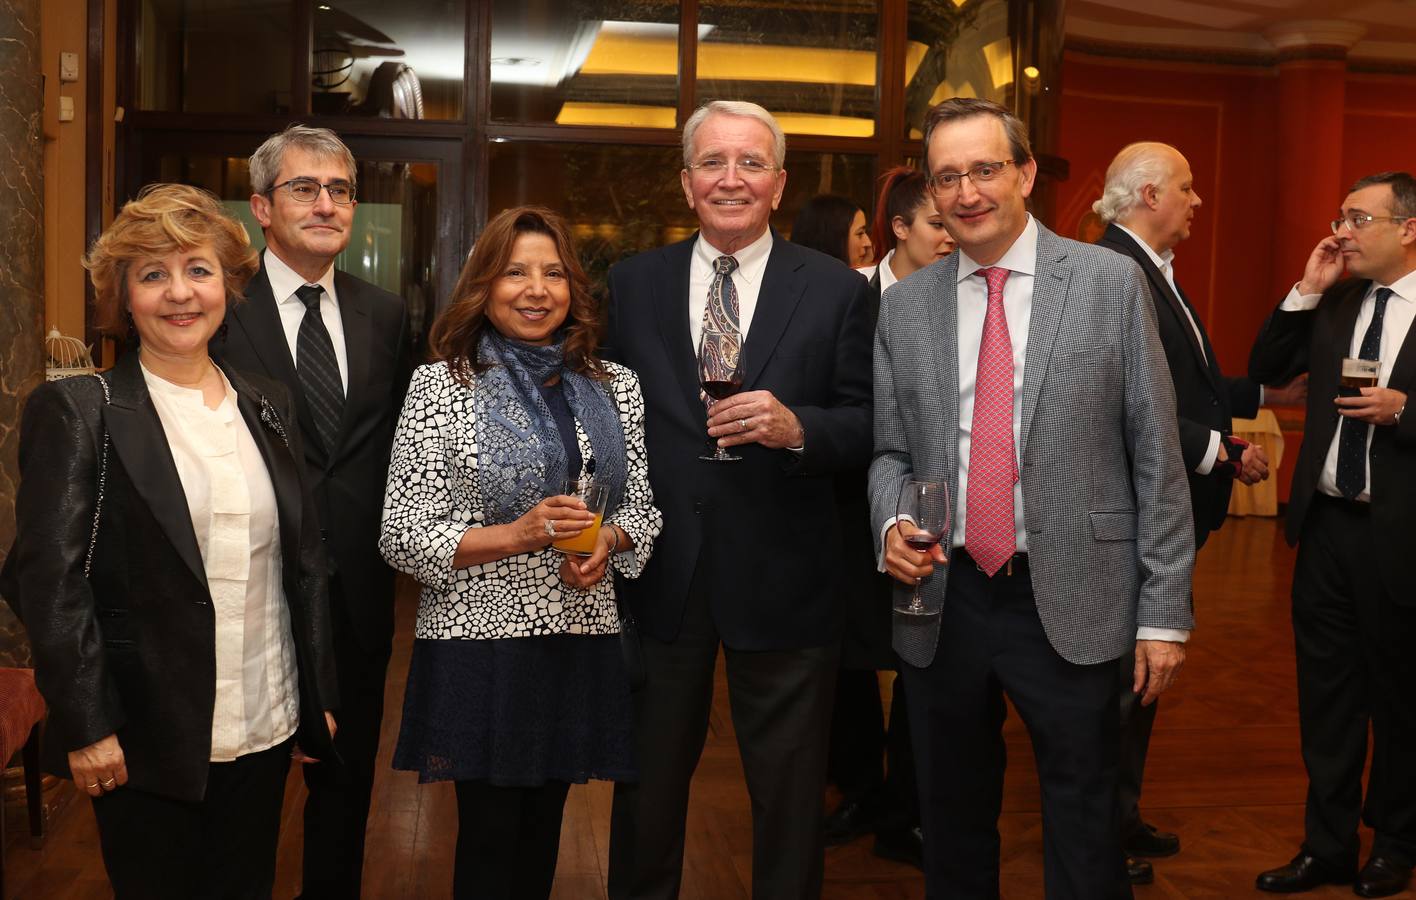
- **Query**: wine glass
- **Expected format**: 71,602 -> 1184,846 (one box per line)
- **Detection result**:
699,329 -> 746,463
894,478 -> 951,616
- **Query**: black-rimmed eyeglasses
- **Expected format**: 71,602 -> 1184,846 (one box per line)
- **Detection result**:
268,178 -> 356,206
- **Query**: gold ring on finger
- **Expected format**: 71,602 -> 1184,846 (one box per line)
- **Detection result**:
86,782 -> 100,789
101,777 -> 117,788
738,418 -> 749,433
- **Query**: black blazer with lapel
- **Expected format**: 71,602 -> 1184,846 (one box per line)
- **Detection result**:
1249,278 -> 1416,604
6,353 -> 339,802
1097,224 -> 1259,540
603,232 -> 874,651
212,259 -> 411,654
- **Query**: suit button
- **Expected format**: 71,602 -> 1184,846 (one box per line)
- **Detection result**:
693,500 -> 704,514
1211,398 -> 1218,406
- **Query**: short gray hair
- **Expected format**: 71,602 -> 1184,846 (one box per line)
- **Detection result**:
681,101 -> 786,169
249,125 -> 357,196
1093,142 -> 1175,224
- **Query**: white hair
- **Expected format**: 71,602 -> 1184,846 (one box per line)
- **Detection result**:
681,101 -> 787,169
1092,142 -> 1176,223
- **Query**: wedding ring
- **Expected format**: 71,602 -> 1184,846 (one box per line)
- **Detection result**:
545,519 -> 556,538
101,777 -> 116,789
86,782 -> 100,790
738,418 -> 749,433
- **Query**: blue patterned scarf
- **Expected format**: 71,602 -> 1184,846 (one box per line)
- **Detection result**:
472,331 -> 626,527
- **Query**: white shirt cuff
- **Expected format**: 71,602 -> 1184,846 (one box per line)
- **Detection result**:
1137,626 -> 1190,643
1258,385 -> 1266,406
1195,430 -> 1222,475
1280,284 -> 1323,311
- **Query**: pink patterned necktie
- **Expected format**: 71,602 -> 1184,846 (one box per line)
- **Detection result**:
965,266 -> 1018,577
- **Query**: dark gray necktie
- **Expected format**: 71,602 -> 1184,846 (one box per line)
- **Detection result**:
295,284 -> 344,452
1335,287 -> 1392,499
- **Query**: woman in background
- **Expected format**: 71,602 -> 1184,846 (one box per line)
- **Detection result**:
823,166 -> 957,868
380,205 -> 661,900
791,193 -> 874,267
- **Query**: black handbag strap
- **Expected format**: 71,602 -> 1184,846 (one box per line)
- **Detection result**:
84,373 -> 111,577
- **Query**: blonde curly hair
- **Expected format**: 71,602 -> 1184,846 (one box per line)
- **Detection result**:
85,183 -> 259,335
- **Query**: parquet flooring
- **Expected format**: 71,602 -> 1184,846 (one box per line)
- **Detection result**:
3,516 -> 1411,898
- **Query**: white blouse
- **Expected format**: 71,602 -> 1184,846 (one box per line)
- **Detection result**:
142,362 -> 300,761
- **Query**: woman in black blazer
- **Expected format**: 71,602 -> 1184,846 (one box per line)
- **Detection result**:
3,184 -> 338,899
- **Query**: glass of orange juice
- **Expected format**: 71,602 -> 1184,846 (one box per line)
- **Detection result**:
552,479 -> 609,556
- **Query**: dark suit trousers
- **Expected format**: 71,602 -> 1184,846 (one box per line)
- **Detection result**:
607,575 -> 838,900
92,739 -> 292,900
300,581 -> 393,899
1294,495 -> 1416,870
828,667 -> 918,833
903,553 -> 1130,900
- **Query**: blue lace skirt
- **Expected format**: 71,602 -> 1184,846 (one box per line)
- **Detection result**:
392,633 -> 637,786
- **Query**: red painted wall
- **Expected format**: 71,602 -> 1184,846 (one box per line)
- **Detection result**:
1055,53 -> 1416,503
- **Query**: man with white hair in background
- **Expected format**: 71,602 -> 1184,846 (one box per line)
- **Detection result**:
1093,141 -> 1304,884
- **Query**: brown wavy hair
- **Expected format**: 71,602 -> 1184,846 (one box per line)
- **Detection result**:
429,206 -> 604,382
85,183 -> 260,335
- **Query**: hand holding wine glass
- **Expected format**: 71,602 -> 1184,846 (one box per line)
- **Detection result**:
891,478 -> 951,616
699,329 -> 746,462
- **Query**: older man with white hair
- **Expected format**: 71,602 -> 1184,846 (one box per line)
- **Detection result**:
1093,141 -> 1302,883
601,100 -> 873,899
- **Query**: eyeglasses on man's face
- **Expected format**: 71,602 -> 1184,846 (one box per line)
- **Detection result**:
1330,212 -> 1412,234
926,160 -> 1016,197
686,157 -> 779,180
268,178 -> 356,206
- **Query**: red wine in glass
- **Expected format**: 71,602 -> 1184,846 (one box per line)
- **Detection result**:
894,478 -> 951,616
701,378 -> 743,401
699,330 -> 746,462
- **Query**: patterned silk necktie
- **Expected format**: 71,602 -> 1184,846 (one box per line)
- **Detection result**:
965,266 -> 1018,577
295,284 -> 345,453
1335,287 -> 1392,499
697,255 -> 741,399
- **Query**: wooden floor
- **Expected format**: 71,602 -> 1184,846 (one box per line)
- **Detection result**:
4,515 -> 1411,898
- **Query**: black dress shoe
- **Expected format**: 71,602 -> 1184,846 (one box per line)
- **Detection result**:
1354,856 -> 1413,898
1255,852 -> 1354,893
824,798 -> 881,845
1125,822 -> 1181,858
1127,856 -> 1154,885
873,826 -> 924,871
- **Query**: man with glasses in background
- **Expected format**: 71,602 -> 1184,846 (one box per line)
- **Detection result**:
869,98 -> 1193,899
214,124 -> 411,899
1250,172 -> 1416,898
602,100 -> 872,899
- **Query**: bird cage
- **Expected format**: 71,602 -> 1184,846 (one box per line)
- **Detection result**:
45,329 -> 97,381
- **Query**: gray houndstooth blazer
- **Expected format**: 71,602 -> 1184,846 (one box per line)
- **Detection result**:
868,221 -> 1195,668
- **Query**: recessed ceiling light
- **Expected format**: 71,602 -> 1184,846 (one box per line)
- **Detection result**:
491,57 -> 542,67
1023,65 -> 1040,79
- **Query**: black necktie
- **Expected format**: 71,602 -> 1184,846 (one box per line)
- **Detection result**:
295,284 -> 344,452
1335,287 -> 1392,499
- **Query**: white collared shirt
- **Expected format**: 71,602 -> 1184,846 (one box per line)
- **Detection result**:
688,228 -> 774,351
141,363 -> 301,761
1282,268 -> 1416,501
856,248 -> 901,297
264,248 -> 350,392
1113,223 -> 1225,475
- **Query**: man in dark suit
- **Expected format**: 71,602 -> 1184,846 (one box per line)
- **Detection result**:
212,125 -> 410,899
1093,141 -> 1301,884
603,100 -> 873,899
870,98 -> 1195,899
1250,171 -> 1416,898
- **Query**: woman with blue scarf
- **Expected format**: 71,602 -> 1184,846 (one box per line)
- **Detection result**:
379,206 -> 662,899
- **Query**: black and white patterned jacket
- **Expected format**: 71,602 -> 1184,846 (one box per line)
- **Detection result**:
380,360 -> 662,639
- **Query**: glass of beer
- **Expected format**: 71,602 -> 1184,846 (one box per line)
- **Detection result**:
552,479 -> 609,556
1340,357 -> 1380,394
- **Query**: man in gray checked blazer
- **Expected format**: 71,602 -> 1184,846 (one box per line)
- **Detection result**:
868,98 -> 1195,899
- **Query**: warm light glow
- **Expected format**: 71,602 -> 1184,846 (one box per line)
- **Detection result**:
556,103 -> 677,128
1022,65 -> 1040,79
555,102 -> 873,137
982,38 -> 1013,90
580,33 -> 876,87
